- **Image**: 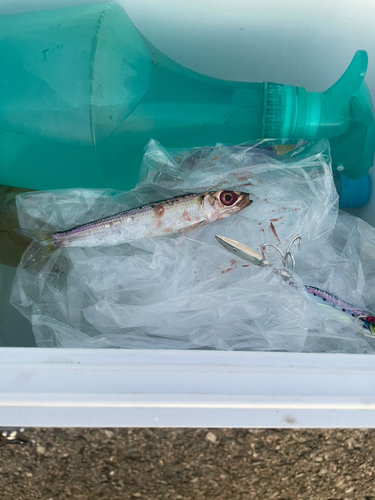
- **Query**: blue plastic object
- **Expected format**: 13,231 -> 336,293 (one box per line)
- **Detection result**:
334,171 -> 372,208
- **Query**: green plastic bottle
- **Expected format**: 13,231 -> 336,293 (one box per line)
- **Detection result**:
0,3 -> 374,191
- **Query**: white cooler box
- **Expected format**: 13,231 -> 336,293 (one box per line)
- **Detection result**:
1,0 -> 375,428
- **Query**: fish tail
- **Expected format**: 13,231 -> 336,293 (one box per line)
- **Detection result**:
15,228 -> 57,262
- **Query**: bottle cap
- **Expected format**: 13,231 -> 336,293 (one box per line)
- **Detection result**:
334,171 -> 371,208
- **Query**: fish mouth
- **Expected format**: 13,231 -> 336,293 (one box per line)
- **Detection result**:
238,193 -> 253,209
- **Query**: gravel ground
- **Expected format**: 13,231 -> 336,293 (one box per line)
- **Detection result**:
1,429 -> 375,499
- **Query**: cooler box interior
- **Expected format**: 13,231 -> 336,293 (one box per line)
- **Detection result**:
1,0 -> 375,428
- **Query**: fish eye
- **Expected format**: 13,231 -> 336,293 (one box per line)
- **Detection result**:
220,191 -> 239,206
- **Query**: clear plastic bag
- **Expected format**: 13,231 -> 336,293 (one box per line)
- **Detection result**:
10,139 -> 375,352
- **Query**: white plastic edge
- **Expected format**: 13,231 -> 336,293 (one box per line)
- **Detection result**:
1,348 -> 375,428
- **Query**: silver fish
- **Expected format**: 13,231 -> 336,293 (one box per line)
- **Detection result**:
17,190 -> 251,262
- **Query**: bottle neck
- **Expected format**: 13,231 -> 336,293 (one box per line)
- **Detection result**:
262,83 -> 322,139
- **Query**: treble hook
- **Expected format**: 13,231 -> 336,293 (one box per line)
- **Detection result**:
284,235 -> 301,270
261,235 -> 301,271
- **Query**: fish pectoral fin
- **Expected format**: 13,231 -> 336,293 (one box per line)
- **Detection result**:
180,221 -> 205,236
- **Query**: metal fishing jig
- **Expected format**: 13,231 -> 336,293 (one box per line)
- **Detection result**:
215,234 -> 375,339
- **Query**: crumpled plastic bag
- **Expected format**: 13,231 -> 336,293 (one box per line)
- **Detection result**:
10,138 -> 375,352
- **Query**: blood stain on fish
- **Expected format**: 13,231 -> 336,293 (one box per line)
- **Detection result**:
230,259 -> 237,266
211,155 -> 220,160
182,210 -> 191,221
154,205 -> 165,217
270,221 -> 281,244
242,265 -> 250,268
